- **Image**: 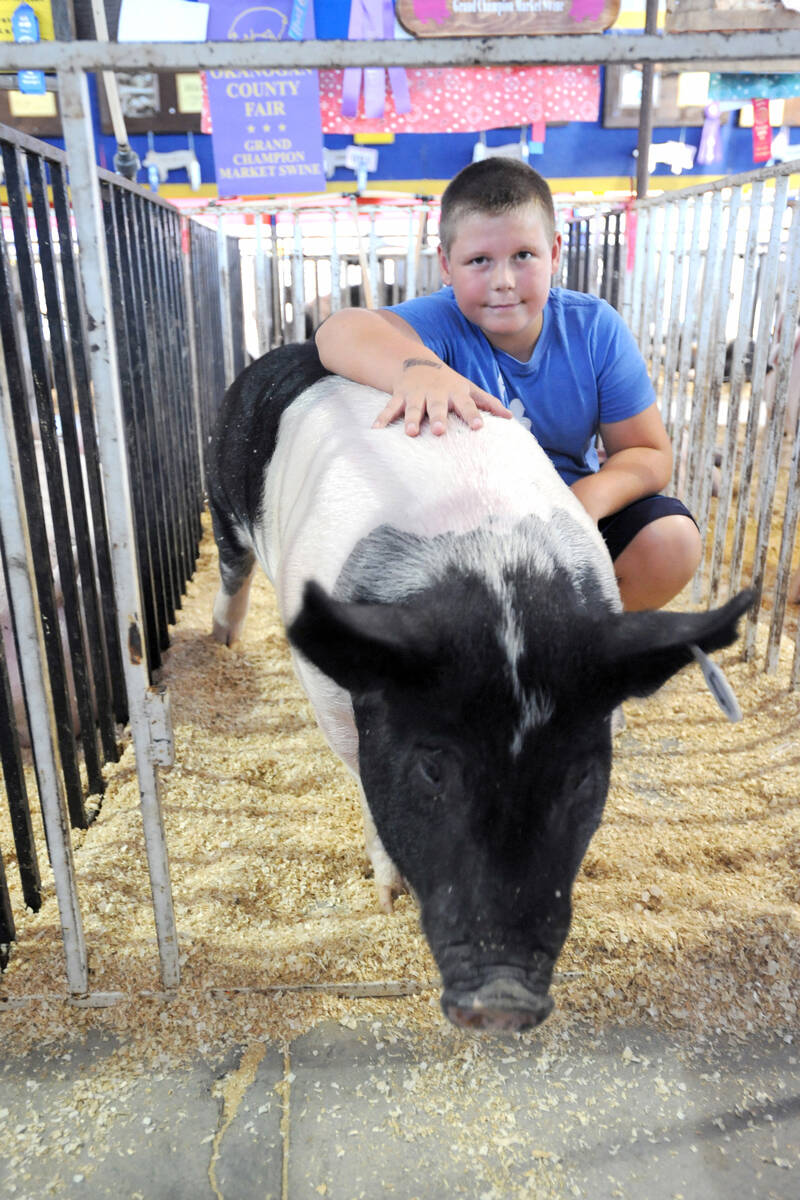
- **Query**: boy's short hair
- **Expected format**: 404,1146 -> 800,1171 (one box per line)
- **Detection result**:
438,158 -> 556,255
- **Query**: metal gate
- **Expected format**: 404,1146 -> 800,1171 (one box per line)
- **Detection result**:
559,162 -> 800,684
0,105 -> 218,992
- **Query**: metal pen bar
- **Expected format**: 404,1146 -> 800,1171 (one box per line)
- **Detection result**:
756,199 -> 800,673
330,216 -> 341,312
717,184 -> 764,599
166,210 -> 203,554
610,211 -> 622,311
131,192 -> 179,645
0,844 -> 15,964
27,153 -> 115,785
0,342 -> 88,996
661,199 -> 687,435
156,206 -> 195,585
49,158 -> 127,733
732,178 -> 788,610
671,197 -> 703,497
291,215 -> 305,343
629,207 -> 648,342
270,215 -> 284,347
599,213 -> 611,303
254,213 -> 270,357
180,218 -> 205,499
685,189 -> 723,526
708,187 -> 749,605
639,206 -> 659,376
650,204 -> 673,388
141,201 -> 186,618
58,66 -> 179,990
102,186 -> 164,672
227,234 -> 246,378
0,139 -> 86,828
193,223 -> 226,416
695,190 -> 741,602
0,620 -> 41,910
24,150 -> 102,798
196,225 -> 221,423
634,156 -> 800,209
690,194 -> 734,600
3,31 -> 800,70
216,217 -> 236,389
767,390 -> 800,678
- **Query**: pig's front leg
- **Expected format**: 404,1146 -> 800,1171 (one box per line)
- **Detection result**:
357,782 -> 406,914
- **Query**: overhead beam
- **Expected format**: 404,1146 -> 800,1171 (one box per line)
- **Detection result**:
1,31 -> 799,71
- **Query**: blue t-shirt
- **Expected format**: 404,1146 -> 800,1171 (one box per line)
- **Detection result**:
386,287 -> 655,485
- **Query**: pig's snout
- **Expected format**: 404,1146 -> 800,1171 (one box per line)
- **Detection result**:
441,975 -> 553,1033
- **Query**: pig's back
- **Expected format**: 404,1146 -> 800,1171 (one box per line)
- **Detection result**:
257,375 -> 614,622
206,342 -> 330,541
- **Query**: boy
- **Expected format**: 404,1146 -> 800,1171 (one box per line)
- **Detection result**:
315,158 -> 702,611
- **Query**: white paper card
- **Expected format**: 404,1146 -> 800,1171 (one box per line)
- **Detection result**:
118,0 -> 210,43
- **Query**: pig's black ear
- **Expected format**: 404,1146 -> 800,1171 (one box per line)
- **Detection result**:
595,589 -> 754,706
287,580 -> 438,693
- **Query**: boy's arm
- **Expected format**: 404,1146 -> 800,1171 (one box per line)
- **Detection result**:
570,403 -> 673,522
315,307 -> 510,436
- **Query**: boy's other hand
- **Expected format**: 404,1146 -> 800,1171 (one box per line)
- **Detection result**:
374,358 -> 512,437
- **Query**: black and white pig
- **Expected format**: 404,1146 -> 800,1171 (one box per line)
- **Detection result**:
207,342 -> 752,1034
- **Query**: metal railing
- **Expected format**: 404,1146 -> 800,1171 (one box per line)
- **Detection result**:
563,163 -> 800,683
0,114 -> 217,988
189,200 -> 443,365
2,27 -> 799,993
626,163 -> 800,683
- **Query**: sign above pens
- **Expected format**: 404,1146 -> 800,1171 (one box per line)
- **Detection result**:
395,0 -> 620,35
205,0 -> 325,198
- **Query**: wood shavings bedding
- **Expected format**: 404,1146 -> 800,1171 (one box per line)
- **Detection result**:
1,513 -> 799,1065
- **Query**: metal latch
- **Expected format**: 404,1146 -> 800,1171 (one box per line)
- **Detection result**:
144,684 -> 175,767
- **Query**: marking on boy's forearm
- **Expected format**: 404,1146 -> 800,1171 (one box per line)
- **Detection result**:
402,357 -> 442,371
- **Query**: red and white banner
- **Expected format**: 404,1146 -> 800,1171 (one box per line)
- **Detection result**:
319,66 -> 601,134
751,97 -> 773,163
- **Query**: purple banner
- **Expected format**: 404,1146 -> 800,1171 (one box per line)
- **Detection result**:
205,1 -> 325,197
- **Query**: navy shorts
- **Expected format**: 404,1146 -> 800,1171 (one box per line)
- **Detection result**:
598,495 -> 698,562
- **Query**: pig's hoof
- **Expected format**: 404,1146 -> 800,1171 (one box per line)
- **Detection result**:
611,704 -> 626,736
375,877 -> 407,914
212,619 -> 238,647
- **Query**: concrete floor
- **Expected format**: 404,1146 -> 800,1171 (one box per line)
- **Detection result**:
1,1019 -> 798,1199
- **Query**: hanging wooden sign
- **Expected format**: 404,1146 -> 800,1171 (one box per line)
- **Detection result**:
395,0 -> 621,37
665,0 -> 800,31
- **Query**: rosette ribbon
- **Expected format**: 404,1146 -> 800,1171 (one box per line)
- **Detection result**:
341,0 -> 411,119
697,102 -> 723,166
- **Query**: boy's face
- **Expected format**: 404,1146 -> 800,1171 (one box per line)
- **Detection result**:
438,201 -> 561,361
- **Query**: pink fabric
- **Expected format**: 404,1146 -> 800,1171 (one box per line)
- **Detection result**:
752,98 -> 772,163
411,0 -> 449,20
569,0 -> 606,20
323,65 -> 600,132
625,203 -> 638,275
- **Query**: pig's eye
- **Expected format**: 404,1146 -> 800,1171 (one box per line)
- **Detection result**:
570,762 -> 597,793
416,750 -> 444,790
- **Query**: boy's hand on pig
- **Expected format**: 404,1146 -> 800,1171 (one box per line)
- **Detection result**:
373,358 -> 511,437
